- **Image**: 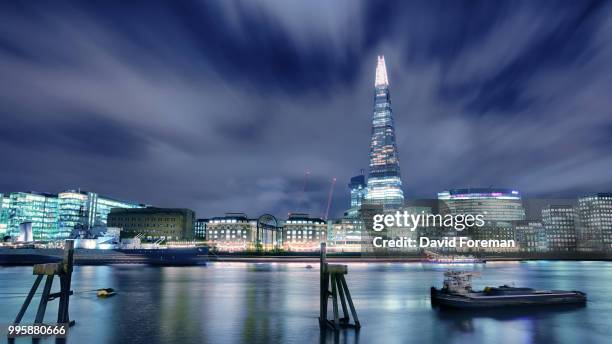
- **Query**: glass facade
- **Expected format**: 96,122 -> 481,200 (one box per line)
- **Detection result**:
0,194 -> 11,236
365,56 -> 405,208
0,190 -> 142,240
348,174 -> 367,208
58,190 -> 142,238
438,188 -> 526,223
7,192 -> 59,240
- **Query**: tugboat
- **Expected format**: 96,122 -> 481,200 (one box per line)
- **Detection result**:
431,270 -> 587,309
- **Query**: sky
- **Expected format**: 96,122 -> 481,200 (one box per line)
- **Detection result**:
1,0 -> 611,219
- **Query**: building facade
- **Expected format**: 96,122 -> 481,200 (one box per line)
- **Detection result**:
578,193 -> 612,252
0,194 -> 9,236
195,219 -> 208,240
330,217 -> 364,252
542,205 -> 577,252
6,192 -> 59,240
438,188 -> 526,223
514,221 -> 547,252
282,213 -> 326,251
107,207 -> 195,241
0,190 -> 141,240
58,190 -> 142,238
348,174 -> 367,208
365,56 -> 405,208
204,213 -> 257,251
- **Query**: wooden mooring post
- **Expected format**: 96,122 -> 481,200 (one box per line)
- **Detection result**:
13,240 -> 76,326
319,243 -> 360,330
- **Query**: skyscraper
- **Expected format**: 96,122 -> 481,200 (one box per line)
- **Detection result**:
365,56 -> 405,208
348,173 -> 367,208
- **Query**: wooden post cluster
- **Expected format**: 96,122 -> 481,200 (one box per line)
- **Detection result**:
319,243 -> 360,330
14,240 -> 75,326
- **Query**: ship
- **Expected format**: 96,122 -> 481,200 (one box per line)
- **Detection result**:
431,270 -> 587,309
0,246 -> 208,266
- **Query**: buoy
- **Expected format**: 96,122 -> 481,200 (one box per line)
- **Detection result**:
96,288 -> 116,298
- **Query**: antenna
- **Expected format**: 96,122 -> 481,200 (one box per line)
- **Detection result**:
323,177 -> 337,220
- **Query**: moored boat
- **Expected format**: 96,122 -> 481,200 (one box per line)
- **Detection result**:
431,270 -> 586,309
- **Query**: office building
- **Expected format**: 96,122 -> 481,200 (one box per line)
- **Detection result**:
514,221 -> 547,252
0,194 -> 9,236
195,219 -> 208,239
438,188 -> 526,223
6,192 -> 59,240
107,207 -> 195,241
578,193 -> 612,252
205,213 -> 257,250
58,190 -> 142,238
542,205 -> 577,252
282,213 -> 326,251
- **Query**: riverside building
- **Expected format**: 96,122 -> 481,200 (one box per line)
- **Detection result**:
438,188 -> 526,223
204,213 -> 257,251
578,193 -> 612,252
282,213 -> 326,251
57,190 -> 142,238
542,205 -> 577,252
107,207 -> 195,241
438,188 -> 525,253
514,220 -> 547,252
0,190 -> 142,240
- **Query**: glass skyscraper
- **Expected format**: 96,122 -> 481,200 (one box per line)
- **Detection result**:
365,55 -> 405,208
348,174 -> 367,208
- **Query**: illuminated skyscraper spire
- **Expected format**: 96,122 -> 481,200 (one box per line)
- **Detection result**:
365,55 -> 405,208
374,55 -> 389,87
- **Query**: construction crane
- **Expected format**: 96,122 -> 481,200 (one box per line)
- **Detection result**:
323,177 -> 337,220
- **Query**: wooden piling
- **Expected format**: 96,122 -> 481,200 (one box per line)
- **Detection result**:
13,240 -> 75,326
319,242 -> 360,330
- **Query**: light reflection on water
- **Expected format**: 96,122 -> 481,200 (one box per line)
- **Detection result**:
0,261 -> 610,344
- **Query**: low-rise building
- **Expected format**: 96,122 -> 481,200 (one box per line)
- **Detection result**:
107,207 -> 195,241
282,213 -> 326,251
204,213 -> 257,251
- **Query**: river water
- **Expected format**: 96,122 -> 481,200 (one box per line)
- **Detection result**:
0,261 -> 610,344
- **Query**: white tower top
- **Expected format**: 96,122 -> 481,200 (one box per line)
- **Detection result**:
375,55 -> 389,87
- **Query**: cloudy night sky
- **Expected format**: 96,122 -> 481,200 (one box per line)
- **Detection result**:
1,0 -> 611,219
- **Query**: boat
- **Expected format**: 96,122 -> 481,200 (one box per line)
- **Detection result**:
423,250 -> 485,264
0,246 -> 209,266
431,270 -> 587,309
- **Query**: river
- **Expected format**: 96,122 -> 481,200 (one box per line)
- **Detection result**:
0,261 -> 610,343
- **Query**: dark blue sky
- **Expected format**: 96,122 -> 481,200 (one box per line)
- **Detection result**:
1,0 -> 611,218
